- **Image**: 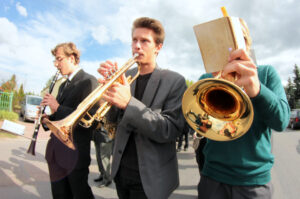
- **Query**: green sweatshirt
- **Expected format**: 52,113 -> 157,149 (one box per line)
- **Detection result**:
199,65 -> 290,185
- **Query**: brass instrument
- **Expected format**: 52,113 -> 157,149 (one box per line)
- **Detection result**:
44,54 -> 140,149
182,76 -> 253,141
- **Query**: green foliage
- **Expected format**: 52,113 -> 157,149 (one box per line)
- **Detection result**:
285,64 -> 300,109
293,64 -> 300,100
186,79 -> 194,87
0,74 -> 38,114
285,77 -> 295,109
43,74 -> 56,91
0,110 -> 19,121
1,74 -> 17,92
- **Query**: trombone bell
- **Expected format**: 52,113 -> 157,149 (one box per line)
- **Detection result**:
182,78 -> 253,141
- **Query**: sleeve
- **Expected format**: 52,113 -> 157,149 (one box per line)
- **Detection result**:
199,73 -> 213,80
251,65 -> 290,131
119,74 -> 187,143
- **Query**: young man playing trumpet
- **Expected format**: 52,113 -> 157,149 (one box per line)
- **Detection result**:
98,17 -> 187,199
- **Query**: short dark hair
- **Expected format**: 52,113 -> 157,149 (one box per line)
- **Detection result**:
51,42 -> 81,64
132,17 -> 165,45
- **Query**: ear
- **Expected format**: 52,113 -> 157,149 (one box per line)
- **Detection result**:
69,55 -> 75,64
155,43 -> 163,55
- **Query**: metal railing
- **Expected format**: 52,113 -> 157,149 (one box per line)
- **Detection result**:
0,91 -> 14,112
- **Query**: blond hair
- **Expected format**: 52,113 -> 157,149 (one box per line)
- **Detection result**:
239,18 -> 252,52
51,42 -> 81,64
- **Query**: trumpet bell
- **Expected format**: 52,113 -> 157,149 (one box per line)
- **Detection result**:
182,78 -> 253,141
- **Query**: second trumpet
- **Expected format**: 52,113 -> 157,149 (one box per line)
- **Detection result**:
44,54 -> 140,149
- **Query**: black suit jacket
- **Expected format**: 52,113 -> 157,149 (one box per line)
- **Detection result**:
45,69 -> 98,181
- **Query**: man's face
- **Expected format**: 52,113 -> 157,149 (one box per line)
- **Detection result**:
53,47 -> 74,76
131,28 -> 162,65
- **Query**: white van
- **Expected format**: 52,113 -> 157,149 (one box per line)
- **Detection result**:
20,95 -> 42,122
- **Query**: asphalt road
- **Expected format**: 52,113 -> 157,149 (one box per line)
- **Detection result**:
0,120 -> 300,199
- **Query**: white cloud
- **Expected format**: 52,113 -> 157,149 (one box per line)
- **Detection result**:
0,18 -> 19,46
16,2 -> 28,17
1,0 -> 299,94
92,25 -> 111,45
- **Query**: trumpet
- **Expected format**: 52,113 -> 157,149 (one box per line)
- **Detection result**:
182,75 -> 254,141
27,70 -> 60,155
44,54 -> 140,149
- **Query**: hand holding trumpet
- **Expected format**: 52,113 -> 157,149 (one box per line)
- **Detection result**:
98,60 -> 132,110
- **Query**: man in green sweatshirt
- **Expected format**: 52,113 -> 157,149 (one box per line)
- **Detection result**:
197,19 -> 290,199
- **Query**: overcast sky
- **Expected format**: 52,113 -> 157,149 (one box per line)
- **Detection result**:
0,0 -> 299,94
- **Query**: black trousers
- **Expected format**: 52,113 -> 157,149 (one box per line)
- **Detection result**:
195,138 -> 206,173
177,131 -> 189,149
114,168 -> 148,199
50,167 -> 94,199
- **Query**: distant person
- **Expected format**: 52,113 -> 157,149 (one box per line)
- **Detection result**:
40,42 -> 98,199
192,132 -> 206,173
98,17 -> 187,199
196,18 -> 290,199
93,123 -> 114,187
177,123 -> 189,152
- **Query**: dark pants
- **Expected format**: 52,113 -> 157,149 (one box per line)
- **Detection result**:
177,131 -> 189,149
50,167 -> 94,199
93,130 -> 113,182
195,138 -> 206,173
114,168 -> 148,199
198,175 -> 273,199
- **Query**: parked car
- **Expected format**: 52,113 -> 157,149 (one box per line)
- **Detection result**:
20,95 -> 42,122
289,109 -> 300,129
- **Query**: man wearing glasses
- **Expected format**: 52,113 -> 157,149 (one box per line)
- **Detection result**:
41,42 -> 98,199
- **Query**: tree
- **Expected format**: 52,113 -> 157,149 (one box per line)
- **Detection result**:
293,64 -> 300,108
186,79 -> 195,87
18,84 -> 25,102
43,75 -> 56,91
285,77 -> 295,109
0,74 -> 37,112
1,74 -> 17,92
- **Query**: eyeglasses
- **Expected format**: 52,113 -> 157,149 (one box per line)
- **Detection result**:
53,57 -> 67,64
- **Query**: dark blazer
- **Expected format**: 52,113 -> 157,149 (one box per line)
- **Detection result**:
45,69 -> 98,181
109,67 -> 187,199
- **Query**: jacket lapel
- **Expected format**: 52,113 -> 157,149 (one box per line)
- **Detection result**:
140,67 -> 161,107
129,68 -> 137,96
58,69 -> 84,103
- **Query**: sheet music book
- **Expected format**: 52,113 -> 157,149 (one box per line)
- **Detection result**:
194,16 -> 246,73
1,119 -> 25,136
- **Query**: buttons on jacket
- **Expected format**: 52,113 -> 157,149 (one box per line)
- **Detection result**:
126,123 -> 136,131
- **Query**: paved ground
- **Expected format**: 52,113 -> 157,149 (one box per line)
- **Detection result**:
0,120 -> 199,199
1,120 -> 300,199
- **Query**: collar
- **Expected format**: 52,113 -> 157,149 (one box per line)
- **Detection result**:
67,67 -> 81,81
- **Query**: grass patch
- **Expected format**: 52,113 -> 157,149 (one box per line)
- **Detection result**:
0,110 -> 19,121
0,130 -> 18,138
0,111 -> 20,139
